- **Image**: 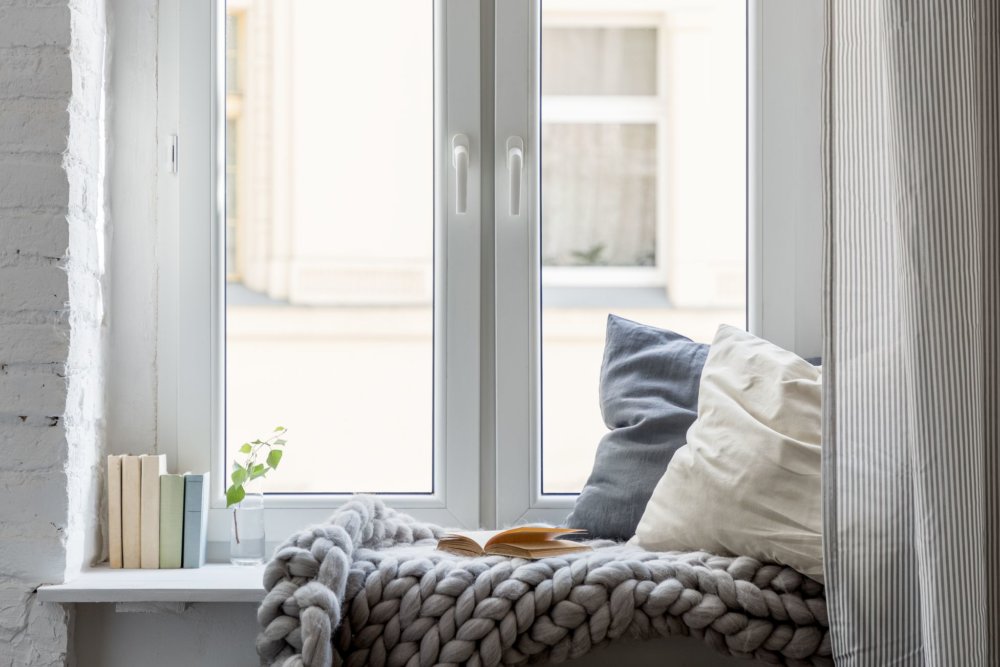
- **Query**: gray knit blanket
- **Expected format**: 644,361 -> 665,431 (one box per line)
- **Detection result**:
257,497 -> 830,667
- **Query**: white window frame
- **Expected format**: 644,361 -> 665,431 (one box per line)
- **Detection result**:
155,0 -> 824,544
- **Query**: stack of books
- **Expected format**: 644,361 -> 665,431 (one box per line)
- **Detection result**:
106,455 -> 210,569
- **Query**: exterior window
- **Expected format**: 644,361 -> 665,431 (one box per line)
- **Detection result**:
542,123 -> 657,269
541,26 -> 660,273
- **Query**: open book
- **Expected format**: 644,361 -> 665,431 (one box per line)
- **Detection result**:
437,526 -> 591,559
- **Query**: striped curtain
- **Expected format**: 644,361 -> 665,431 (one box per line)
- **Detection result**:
822,1 -> 999,665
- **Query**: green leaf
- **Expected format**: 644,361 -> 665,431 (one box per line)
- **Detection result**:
273,439 -> 286,446
252,439 -> 262,445
239,443 -> 252,454
273,426 -> 285,432
250,463 -> 266,480
231,465 -> 248,486
226,484 -> 246,508
266,449 -> 283,469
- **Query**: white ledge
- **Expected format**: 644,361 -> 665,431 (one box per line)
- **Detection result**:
36,563 -> 266,604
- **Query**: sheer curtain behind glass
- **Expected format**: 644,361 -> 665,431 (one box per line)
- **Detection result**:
823,1 -> 1000,663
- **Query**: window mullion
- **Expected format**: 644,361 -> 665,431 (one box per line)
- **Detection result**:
494,0 -> 544,526
437,0 -> 483,528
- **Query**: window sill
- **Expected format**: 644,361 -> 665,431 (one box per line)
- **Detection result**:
36,563 -> 265,604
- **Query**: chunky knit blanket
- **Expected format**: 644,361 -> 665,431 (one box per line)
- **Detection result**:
257,497 -> 830,667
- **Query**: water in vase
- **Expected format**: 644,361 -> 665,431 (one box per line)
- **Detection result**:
230,494 -> 266,565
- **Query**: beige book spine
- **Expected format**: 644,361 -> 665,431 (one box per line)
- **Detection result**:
107,455 -> 124,568
121,456 -> 142,568
139,454 -> 167,568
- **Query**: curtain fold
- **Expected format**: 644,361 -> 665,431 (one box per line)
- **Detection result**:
822,1 -> 999,664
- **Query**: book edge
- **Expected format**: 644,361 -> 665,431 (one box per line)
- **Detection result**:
107,455 -> 124,569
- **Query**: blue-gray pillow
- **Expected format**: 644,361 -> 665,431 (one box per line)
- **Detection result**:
565,315 -> 709,541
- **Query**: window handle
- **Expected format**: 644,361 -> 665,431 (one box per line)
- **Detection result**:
452,134 -> 469,214
506,137 -> 523,216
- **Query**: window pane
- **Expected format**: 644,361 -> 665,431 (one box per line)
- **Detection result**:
542,123 -> 656,267
542,27 -> 657,96
224,0 -> 434,493
540,2 -> 747,494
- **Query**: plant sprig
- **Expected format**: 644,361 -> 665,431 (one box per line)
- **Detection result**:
226,426 -> 288,507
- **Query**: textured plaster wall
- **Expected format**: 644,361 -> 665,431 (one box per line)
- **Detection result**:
0,0 -> 107,664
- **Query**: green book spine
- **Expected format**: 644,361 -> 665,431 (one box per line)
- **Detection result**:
159,474 -> 185,569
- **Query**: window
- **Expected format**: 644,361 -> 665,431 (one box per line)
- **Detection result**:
163,0 -> 822,537
541,23 -> 661,279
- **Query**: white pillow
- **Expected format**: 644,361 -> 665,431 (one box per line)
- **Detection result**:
632,324 -> 824,582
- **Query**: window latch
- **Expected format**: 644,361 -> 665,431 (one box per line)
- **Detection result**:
452,134 -> 469,214
168,134 -> 179,174
506,137 -> 523,216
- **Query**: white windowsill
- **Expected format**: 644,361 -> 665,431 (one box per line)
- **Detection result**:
36,563 -> 265,604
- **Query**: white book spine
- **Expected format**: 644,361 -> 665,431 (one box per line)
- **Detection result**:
140,454 -> 167,568
107,455 -> 124,569
121,456 -> 141,569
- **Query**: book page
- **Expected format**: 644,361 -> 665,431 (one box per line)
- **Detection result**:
439,526 -> 588,558
439,530 -> 507,555
441,530 -> 503,550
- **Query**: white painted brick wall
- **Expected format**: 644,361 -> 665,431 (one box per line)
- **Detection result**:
0,156 -> 69,210
0,266 -> 69,311
0,48 -> 71,100
0,7 -> 71,49
0,367 -> 67,415
0,0 -> 106,664
0,210 -> 71,259
0,100 -> 70,153
0,416 -> 67,471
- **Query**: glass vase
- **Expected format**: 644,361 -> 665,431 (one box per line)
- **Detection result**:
230,484 -> 266,566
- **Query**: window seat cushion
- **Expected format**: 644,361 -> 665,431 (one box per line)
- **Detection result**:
257,496 -> 830,666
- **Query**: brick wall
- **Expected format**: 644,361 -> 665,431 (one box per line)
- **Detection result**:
0,0 -> 106,664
